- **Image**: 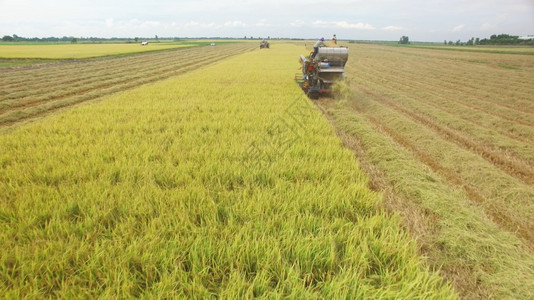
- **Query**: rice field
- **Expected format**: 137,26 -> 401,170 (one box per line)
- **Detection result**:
0,43 -> 456,298
0,42 -> 202,59
319,43 -> 534,299
0,43 -> 254,130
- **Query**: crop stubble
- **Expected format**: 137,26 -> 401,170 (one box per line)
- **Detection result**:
320,43 -> 534,299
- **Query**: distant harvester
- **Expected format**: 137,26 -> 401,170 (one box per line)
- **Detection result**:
295,46 -> 348,99
141,41 -> 148,46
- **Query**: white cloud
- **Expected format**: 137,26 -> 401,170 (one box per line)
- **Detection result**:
184,21 -> 199,27
105,18 -> 113,28
453,24 -> 466,32
224,21 -> 247,28
2,0 -> 534,41
184,21 -> 216,29
383,25 -> 403,31
141,21 -> 160,28
480,22 -> 495,31
313,20 -> 375,30
290,20 -> 306,27
255,19 -> 271,27
111,19 -> 160,30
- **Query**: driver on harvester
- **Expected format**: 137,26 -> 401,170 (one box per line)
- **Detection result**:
312,37 -> 326,58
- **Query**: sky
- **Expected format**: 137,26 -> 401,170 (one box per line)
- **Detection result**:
1,0 -> 533,42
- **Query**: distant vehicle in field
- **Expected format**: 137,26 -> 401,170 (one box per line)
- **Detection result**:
211,43 -> 216,46
141,41 -> 148,46
260,40 -> 270,49
295,46 -> 348,98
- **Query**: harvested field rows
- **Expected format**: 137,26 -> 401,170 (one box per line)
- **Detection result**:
0,43 -> 195,59
320,44 -> 534,299
0,43 -> 254,129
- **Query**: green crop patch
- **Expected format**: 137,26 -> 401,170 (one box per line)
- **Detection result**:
498,64 -> 520,70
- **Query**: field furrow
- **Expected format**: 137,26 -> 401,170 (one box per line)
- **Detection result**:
343,89 -> 534,242
355,57 -> 534,123
340,100 -> 530,243
350,72 -> 534,166
0,45 -> 239,96
0,49 -> 221,93
362,84 -> 534,184
0,52 -> 223,111
354,47 -> 534,114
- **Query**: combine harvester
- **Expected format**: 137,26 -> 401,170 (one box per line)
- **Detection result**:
260,39 -> 270,49
295,46 -> 348,98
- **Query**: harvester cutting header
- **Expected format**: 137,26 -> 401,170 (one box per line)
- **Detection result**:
295,37 -> 348,98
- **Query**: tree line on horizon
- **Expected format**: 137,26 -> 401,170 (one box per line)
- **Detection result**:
397,34 -> 533,46
0,34 -> 304,43
444,34 -> 534,46
2,33 -> 533,45
1,34 -> 139,43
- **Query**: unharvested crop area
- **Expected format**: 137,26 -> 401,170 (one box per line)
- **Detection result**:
0,44 -> 455,297
0,43 -> 253,130
319,44 -> 534,299
0,42 -> 199,59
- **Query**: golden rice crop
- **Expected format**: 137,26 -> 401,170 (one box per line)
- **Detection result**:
0,43 -> 455,298
0,42 -> 194,59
